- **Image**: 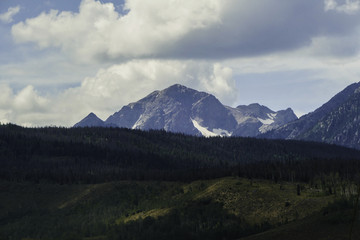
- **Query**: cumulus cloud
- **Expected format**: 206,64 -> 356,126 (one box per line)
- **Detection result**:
0,60 -> 237,126
12,0 -> 222,62
0,85 -> 49,126
11,0 -> 360,62
0,85 -> 13,108
6,0 -> 360,127
325,0 -> 360,14
0,5 -> 20,23
13,86 -> 48,112
0,85 -> 48,113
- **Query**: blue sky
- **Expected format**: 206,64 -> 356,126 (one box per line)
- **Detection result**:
1,0 -> 360,126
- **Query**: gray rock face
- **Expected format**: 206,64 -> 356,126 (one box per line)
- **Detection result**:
105,84 -> 237,136
73,112 -> 105,127
262,82 -> 360,149
74,84 -> 297,137
227,103 -> 298,137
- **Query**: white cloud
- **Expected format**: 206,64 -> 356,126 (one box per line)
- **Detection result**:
0,48 -> 102,87
12,0 -> 360,62
12,0 -> 222,62
13,85 -> 48,112
324,0 -> 338,11
324,0 -> 360,14
198,63 -> 236,104
0,5 -> 20,23
0,60 -> 237,126
0,85 -> 49,126
5,0 -> 360,127
0,84 -> 13,108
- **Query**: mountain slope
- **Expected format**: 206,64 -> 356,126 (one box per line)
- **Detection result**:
73,112 -> 105,127
299,86 -> 360,148
262,82 -> 360,149
228,104 -> 297,137
75,84 -> 297,137
105,84 -> 237,136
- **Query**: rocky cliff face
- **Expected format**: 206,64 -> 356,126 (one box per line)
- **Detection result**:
227,104 -> 297,137
104,84 -> 237,136
74,84 -> 297,137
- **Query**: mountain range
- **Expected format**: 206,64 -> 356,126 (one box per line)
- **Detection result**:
74,84 -> 298,137
74,82 -> 360,150
262,82 -> 360,149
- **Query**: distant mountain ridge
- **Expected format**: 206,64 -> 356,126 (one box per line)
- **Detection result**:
73,112 -> 106,128
74,84 -> 297,137
262,82 -> 360,149
228,103 -> 297,137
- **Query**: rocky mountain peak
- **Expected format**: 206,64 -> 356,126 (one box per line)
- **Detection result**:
236,103 -> 274,119
74,112 -> 105,127
74,84 -> 297,137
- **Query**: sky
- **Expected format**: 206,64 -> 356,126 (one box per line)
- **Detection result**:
1,0 -> 360,126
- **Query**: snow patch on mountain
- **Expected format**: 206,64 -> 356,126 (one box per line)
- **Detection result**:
258,113 -> 277,124
257,117 -> 275,125
191,118 -> 232,137
191,118 -> 217,137
259,124 -> 273,134
132,114 -> 143,129
213,128 -> 232,137
268,113 -> 277,119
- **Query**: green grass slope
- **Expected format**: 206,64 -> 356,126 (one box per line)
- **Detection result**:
1,177 -> 357,240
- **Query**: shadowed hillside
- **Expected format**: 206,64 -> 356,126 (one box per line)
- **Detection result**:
1,177 -> 359,240
1,124 -> 360,239
1,123 -> 360,183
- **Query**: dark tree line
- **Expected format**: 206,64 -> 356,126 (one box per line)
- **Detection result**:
1,123 -> 360,184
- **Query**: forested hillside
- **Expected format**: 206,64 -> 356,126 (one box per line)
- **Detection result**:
2,177 -> 359,240
1,123 -> 360,184
1,124 -> 360,240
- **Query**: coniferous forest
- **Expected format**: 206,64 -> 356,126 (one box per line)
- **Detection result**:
1,123 -> 360,240
1,123 -> 360,183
